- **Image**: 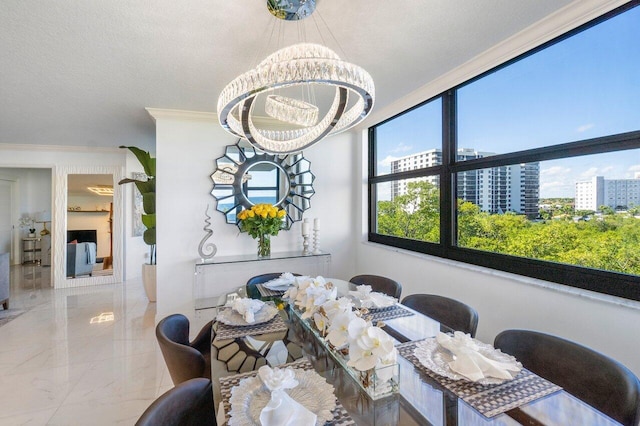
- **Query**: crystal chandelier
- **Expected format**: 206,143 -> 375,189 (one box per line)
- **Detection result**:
217,0 -> 375,154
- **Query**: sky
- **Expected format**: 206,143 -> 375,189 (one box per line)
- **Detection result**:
375,5 -> 640,199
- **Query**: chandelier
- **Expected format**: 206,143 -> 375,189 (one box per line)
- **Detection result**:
217,0 -> 375,154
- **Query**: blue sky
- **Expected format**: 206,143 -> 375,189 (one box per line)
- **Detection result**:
376,5 -> 640,198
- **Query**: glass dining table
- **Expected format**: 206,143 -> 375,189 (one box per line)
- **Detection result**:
209,278 -> 619,425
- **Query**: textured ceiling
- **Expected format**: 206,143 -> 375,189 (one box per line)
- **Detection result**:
0,0 -> 573,152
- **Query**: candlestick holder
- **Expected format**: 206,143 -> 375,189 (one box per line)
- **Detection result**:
312,229 -> 321,254
302,234 -> 311,255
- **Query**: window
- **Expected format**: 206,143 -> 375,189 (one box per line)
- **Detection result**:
368,3 -> 640,301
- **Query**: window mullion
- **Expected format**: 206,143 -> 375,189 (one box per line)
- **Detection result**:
442,90 -> 456,248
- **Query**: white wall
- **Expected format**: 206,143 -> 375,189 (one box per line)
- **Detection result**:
153,110 -> 356,318
0,144 -> 143,280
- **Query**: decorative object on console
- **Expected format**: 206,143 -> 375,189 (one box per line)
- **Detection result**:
118,146 -> 156,302
19,215 -> 36,237
217,0 -> 374,154
301,218 -> 310,255
312,217 -> 321,254
197,205 -> 218,261
211,139 -> 315,229
237,204 -> 286,258
35,211 -> 51,236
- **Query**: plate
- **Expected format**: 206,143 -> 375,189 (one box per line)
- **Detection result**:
228,368 -> 336,426
216,302 -> 279,326
414,337 -> 522,385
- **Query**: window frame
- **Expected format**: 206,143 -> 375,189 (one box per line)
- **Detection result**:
367,2 -> 640,302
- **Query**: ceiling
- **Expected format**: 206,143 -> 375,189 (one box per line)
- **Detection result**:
0,0 -> 575,152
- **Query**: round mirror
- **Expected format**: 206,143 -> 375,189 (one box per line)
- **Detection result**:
211,140 -> 315,229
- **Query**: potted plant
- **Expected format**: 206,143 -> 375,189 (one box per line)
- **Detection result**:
118,146 -> 156,302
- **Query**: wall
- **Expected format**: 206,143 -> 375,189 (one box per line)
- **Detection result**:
0,144 -> 142,280
152,110 -> 356,318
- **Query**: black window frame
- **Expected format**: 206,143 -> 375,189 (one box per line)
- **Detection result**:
368,2 -> 640,302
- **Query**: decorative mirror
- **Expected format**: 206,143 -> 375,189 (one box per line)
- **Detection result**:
211,140 -> 315,229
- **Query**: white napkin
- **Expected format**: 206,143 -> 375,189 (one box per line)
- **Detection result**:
226,298 -> 264,324
348,285 -> 396,309
436,331 -> 521,382
263,272 -> 297,290
258,366 -> 317,426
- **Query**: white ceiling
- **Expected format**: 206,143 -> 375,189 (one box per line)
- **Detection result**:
0,0 -> 574,152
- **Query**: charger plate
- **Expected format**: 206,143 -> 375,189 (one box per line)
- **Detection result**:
414,337 -> 522,386
228,368 -> 335,426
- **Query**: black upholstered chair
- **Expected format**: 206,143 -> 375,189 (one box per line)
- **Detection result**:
156,314 -> 213,386
401,294 -> 479,337
494,329 -> 640,426
349,274 -> 402,300
135,378 -> 216,426
246,272 -> 302,299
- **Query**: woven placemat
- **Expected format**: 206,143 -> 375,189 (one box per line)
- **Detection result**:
256,283 -> 287,298
219,358 -> 355,425
367,304 -> 415,322
397,340 -> 562,418
215,312 -> 289,341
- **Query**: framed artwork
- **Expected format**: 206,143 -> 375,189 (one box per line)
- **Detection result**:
132,172 -> 146,237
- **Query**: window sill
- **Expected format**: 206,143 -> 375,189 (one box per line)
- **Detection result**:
360,240 -> 640,312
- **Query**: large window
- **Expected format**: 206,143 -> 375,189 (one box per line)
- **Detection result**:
368,3 -> 640,301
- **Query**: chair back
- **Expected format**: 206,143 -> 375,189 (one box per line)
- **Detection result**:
349,274 -> 402,300
156,314 -> 207,386
135,378 -> 216,426
494,329 -> 640,426
401,294 -> 479,337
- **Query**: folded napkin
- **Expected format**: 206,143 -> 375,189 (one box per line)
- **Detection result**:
436,331 -> 521,382
258,366 -> 317,426
263,272 -> 297,290
348,284 -> 396,309
225,298 -> 264,324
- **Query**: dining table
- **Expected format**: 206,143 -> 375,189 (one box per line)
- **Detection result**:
209,278 -> 620,425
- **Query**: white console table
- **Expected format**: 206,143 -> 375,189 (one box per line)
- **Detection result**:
194,251 -> 331,310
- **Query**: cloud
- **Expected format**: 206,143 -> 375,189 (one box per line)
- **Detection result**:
389,143 -> 413,154
541,166 -> 571,177
579,167 -> 600,180
576,123 -> 594,133
378,155 -> 400,169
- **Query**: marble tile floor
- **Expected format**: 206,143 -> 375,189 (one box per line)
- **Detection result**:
0,264 -> 210,425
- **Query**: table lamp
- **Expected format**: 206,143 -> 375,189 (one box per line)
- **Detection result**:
35,211 -> 51,236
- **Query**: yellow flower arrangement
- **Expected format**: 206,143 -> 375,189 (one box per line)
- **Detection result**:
237,204 -> 287,257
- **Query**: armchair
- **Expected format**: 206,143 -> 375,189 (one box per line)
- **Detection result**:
66,242 -> 97,278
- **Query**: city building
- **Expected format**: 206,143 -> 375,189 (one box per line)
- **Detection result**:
390,148 -> 540,217
575,176 -> 640,211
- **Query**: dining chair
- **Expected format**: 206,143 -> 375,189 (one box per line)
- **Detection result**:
246,272 -> 302,299
494,329 -> 640,426
156,314 -> 213,385
401,294 -> 479,337
135,378 -> 217,426
349,274 -> 402,300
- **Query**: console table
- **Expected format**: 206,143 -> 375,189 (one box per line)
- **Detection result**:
21,237 -> 42,264
194,251 -> 331,310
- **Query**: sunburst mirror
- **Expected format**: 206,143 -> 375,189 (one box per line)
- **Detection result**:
211,140 -> 315,229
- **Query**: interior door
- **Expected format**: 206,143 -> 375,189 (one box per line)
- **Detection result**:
0,180 -> 12,259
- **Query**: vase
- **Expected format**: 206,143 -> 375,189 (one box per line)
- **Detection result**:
257,234 -> 271,258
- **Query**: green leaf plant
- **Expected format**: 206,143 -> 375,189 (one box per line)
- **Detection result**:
118,146 -> 156,265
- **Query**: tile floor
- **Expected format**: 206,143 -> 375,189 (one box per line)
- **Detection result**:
0,264 -> 209,425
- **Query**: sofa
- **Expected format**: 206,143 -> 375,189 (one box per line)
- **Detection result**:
0,252 -> 9,310
66,242 -> 96,278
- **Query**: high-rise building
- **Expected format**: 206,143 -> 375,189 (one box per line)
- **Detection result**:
390,148 -> 540,217
575,176 -> 640,211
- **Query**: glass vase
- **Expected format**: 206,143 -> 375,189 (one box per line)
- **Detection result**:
257,234 -> 271,258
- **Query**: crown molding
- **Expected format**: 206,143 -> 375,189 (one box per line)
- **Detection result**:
364,0 -> 630,127
145,108 -> 217,122
0,143 -> 122,154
